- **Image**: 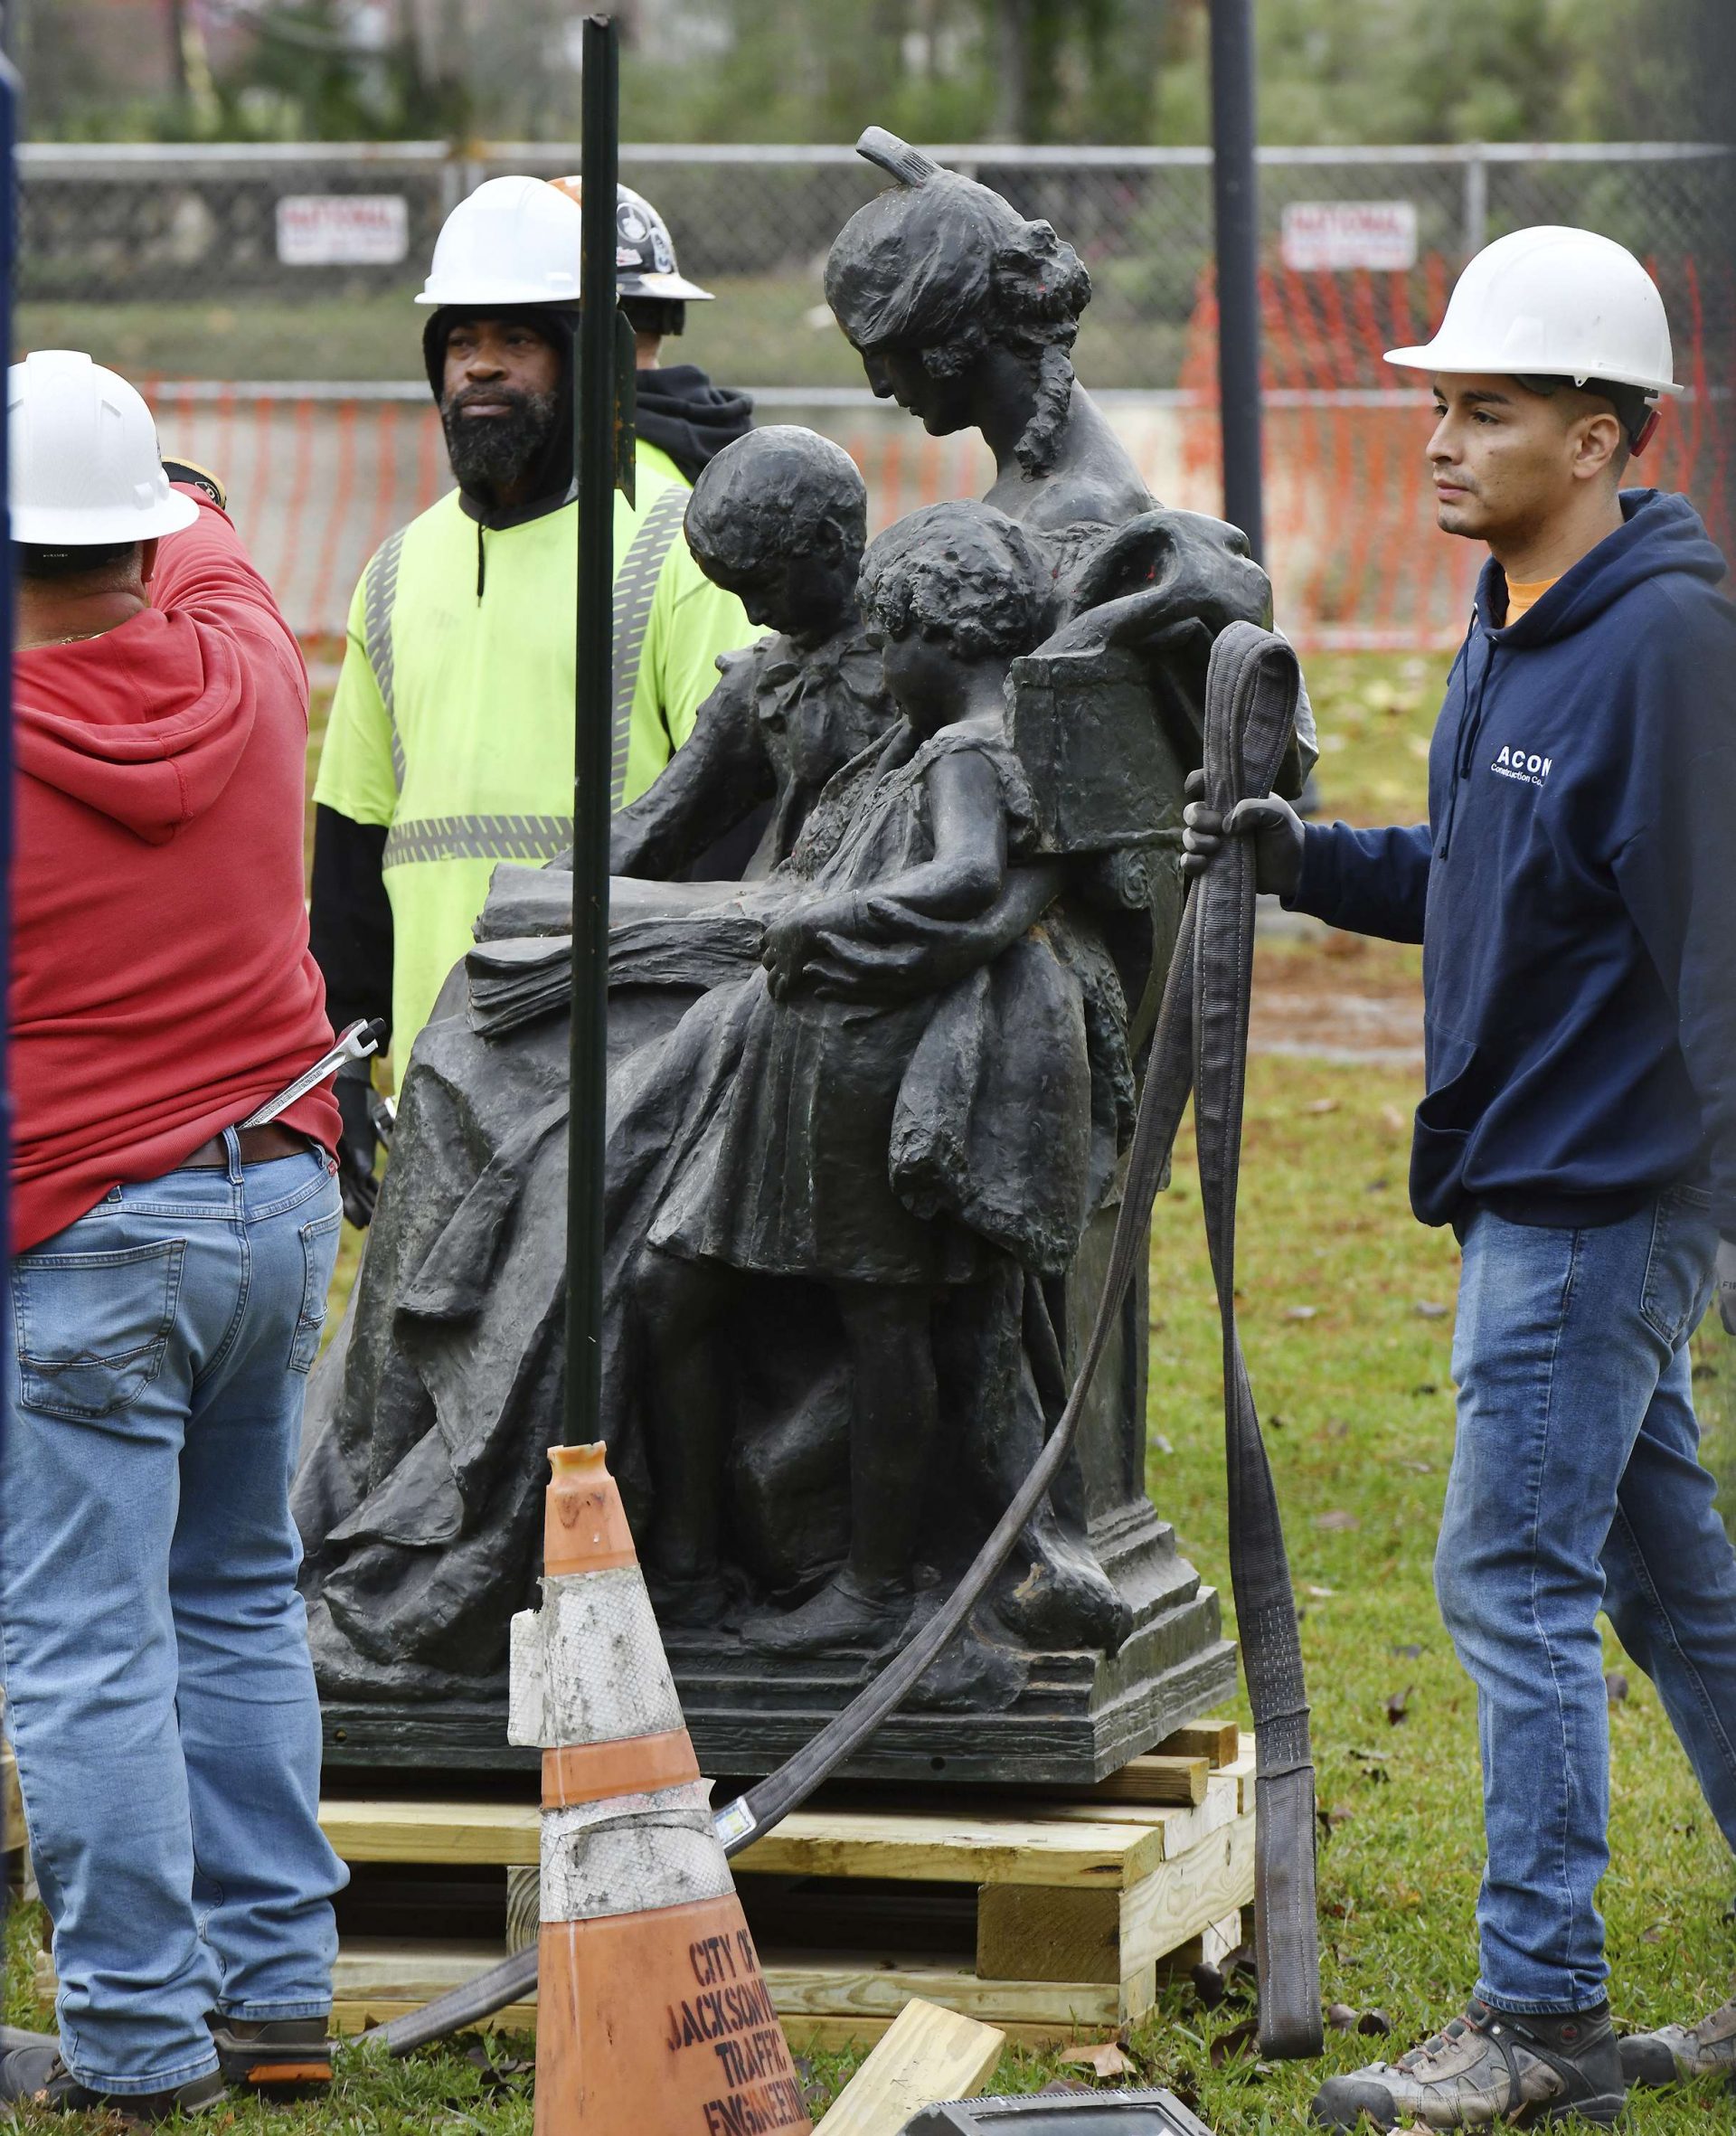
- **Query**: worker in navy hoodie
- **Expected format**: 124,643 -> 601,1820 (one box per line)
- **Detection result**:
1185,229 -> 1736,2129
0,353 -> 346,2120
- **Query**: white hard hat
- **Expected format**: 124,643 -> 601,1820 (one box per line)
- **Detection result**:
417,175 -> 585,308
547,177 -> 714,303
1385,225 -> 1682,397
9,349 -> 199,548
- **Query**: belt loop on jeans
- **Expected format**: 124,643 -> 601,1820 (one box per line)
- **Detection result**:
222,1125 -> 244,1186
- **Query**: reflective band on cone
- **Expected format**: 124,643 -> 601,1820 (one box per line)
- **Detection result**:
512,1444 -> 812,2135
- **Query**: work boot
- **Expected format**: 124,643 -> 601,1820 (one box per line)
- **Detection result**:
1310,1998 -> 1625,2128
0,2037 -> 225,2122
1620,1989 -> 1736,2088
207,2010 -> 335,2097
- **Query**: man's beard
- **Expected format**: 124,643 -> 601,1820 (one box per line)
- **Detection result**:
441,383 -> 561,498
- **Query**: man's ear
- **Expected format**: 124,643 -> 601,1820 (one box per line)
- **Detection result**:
139,538 -> 160,590
1571,410 -> 1625,483
814,518 -> 846,564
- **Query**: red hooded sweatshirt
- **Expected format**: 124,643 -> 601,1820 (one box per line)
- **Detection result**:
11,489 -> 341,1252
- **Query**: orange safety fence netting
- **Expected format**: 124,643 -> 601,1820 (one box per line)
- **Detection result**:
143,250 -> 1730,660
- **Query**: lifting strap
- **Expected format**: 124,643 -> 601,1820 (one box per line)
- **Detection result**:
367,619 -> 1322,2060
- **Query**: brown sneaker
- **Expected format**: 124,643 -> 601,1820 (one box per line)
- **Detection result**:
1311,1998 -> 1625,2129
206,2011 -> 334,2097
1621,1990 -> 1736,2088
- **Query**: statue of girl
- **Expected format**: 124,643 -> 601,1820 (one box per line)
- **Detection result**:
630,499 -> 1130,1655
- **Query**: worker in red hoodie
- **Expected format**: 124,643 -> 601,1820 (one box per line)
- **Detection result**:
0,352 -> 348,2121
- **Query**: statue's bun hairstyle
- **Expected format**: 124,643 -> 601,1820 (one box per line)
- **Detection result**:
826,128 -> 1091,478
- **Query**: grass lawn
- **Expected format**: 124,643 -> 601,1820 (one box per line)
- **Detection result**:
7,651 -> 1733,2124
17,282 -> 1192,393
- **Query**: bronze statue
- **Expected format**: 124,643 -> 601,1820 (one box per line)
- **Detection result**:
826,128 -> 1149,533
293,147 -> 1312,1779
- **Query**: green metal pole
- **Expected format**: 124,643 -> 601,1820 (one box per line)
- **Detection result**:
564,13 -> 621,1448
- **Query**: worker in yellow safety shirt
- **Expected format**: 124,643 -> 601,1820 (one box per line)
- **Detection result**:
309,175 -> 760,1227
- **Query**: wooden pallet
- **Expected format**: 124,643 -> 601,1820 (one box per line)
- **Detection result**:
316,1725 -> 1254,2050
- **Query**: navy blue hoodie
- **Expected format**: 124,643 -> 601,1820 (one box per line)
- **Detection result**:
1292,490 -> 1736,1237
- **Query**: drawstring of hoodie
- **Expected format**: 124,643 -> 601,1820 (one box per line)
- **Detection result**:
1438,604 -> 1499,860
475,520 -> 486,602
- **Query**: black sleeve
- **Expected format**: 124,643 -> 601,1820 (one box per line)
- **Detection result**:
309,804 -> 394,1043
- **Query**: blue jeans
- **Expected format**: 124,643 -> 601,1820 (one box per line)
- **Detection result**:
0,1136 -> 346,2095
1437,1190 -> 1736,2014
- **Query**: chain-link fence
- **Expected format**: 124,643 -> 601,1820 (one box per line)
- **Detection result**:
22,138 -> 1731,646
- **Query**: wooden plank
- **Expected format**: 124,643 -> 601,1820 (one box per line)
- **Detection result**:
738,1809 -> 1160,1890
975,1886 -> 1119,1985
323,1937 -> 1121,2034
333,1998 -> 538,2036
784,2016 -> 1099,2053
319,1798 -> 538,1866
1155,1722 -> 1242,1769
2,1741 -> 25,1857
1118,1810 -> 1257,1976
815,1999 -> 1004,2136
1024,1764 -> 1241,1857
1081,1753 -> 1208,1807
763,1955 -> 1118,2029
320,1798 -> 1159,1887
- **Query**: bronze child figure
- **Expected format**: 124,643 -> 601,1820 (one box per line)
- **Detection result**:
631,500 -> 1129,1654
610,425 -> 895,881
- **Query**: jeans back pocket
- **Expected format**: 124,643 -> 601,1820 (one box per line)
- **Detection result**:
12,1238 -> 185,1421
289,1204 -> 344,1375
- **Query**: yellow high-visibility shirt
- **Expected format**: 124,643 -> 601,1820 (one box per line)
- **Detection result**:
314,449 -> 758,1060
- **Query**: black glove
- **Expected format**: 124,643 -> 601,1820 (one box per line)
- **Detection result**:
161,458 -> 227,510
1719,1237 -> 1736,1337
334,1058 -> 381,1230
1181,768 -> 1307,899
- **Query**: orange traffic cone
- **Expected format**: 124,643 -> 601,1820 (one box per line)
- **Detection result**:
509,1442 -> 813,2136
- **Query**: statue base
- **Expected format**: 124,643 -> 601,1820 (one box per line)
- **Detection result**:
318,1506 -> 1236,1783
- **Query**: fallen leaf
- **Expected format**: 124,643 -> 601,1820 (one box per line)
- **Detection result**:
1385,1686 -> 1415,1725
1412,1300 -> 1448,1319
1285,1304 -> 1320,1321
1315,1510 -> 1360,1531
1364,1177 -> 1390,1193
1359,2009 -> 1392,2036
1381,1103 -> 1408,1132
1606,1670 -> 1629,1705
1390,1642 -> 1424,1659
1209,2016 -> 1261,2066
1300,1097 -> 1340,1114
1693,1361 -> 1720,1382
1038,2079 -> 1098,2095
1410,1383 -> 1440,1396
1060,2041 -> 1137,2078
1640,1923 -> 1667,1944
1307,1583 -> 1335,1598
1326,2002 -> 1359,2032
1152,1433 -> 1175,1455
